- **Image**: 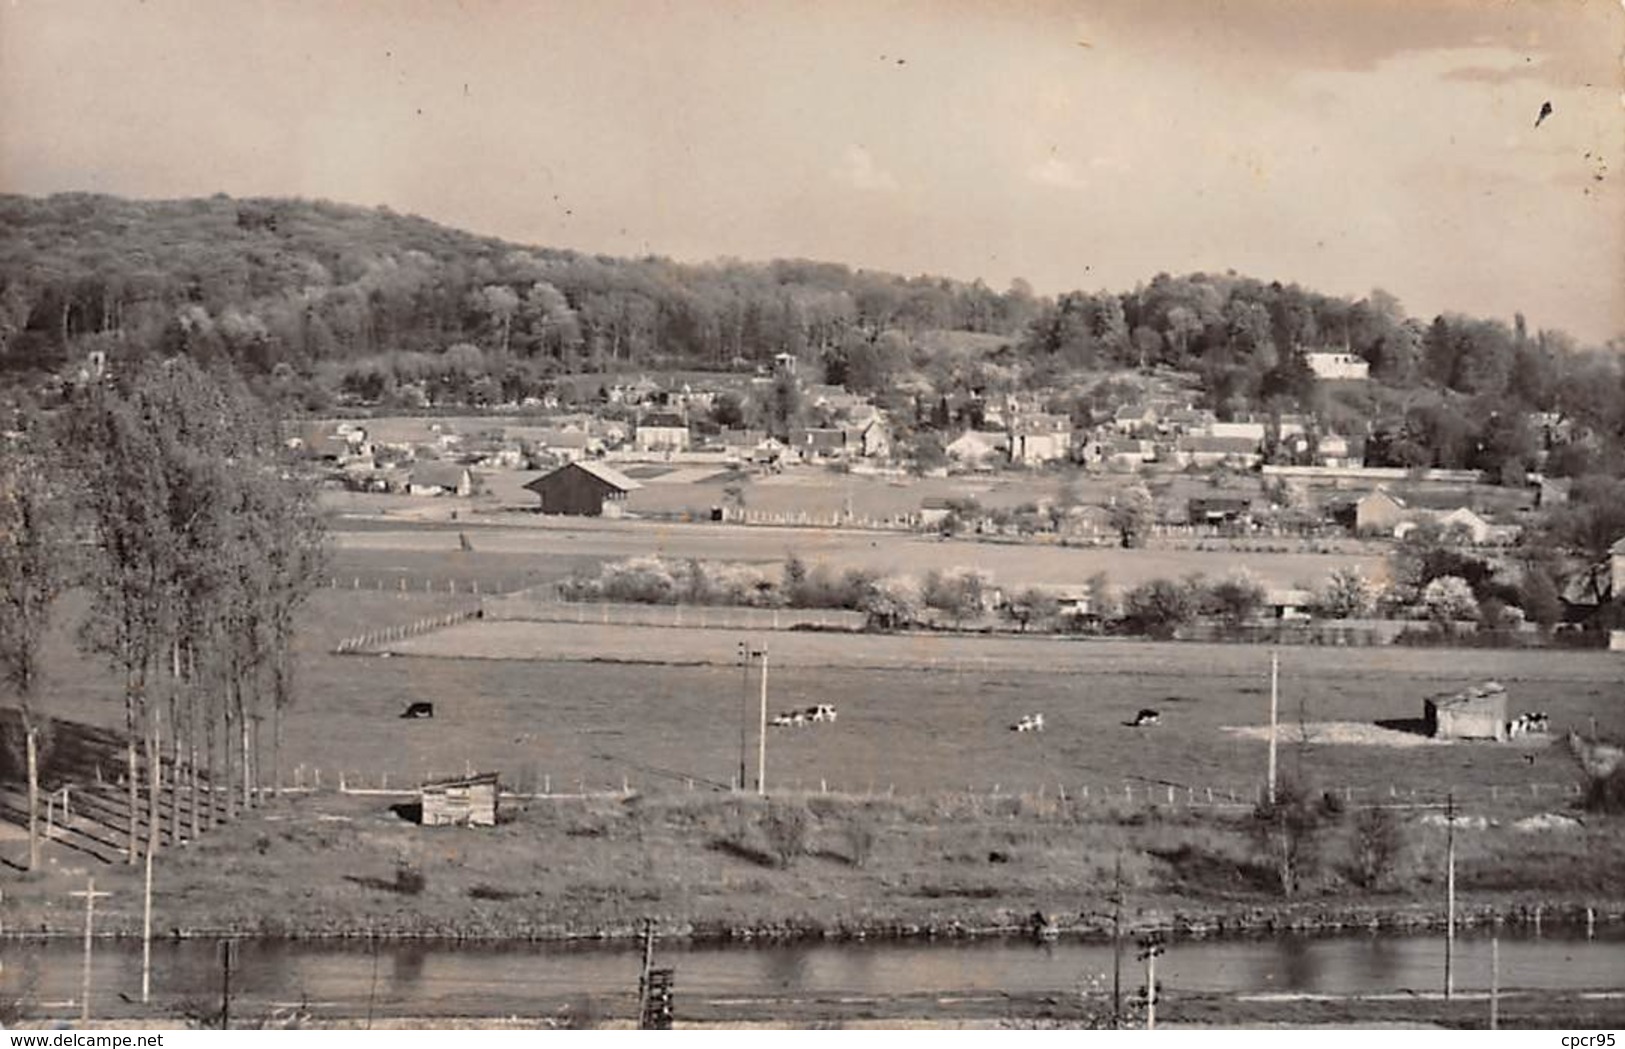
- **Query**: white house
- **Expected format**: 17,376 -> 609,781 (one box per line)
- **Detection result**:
1306,352 -> 1371,381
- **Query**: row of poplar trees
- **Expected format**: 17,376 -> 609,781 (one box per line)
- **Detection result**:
0,356 -> 326,869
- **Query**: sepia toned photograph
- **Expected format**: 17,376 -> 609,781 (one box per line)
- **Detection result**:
1,0 -> 1623,1033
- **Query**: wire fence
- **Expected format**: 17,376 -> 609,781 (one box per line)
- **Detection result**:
487,595 -> 868,632
332,607 -> 485,654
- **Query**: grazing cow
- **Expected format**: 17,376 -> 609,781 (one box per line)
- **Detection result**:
1011,713 -> 1045,733
400,702 -> 435,719
1129,709 -> 1160,728
806,704 -> 838,723
1507,711 -> 1550,739
771,710 -> 807,728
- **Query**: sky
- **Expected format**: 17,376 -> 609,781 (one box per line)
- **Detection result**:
2,0 -> 1622,343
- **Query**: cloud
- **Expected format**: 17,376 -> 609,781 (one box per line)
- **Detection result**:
833,145 -> 898,191
1028,156 -> 1087,189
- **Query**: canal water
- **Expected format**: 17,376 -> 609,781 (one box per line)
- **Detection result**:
5,929 -> 1622,1017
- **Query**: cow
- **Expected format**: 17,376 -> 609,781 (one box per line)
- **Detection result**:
771,711 -> 807,728
1129,709 -> 1160,728
1011,713 -> 1045,733
400,702 -> 435,719
1507,711 -> 1550,739
806,704 -> 838,723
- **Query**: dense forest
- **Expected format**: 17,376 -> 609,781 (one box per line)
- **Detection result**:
2,193 -> 1624,480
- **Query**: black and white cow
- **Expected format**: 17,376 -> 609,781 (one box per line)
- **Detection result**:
1011,713 -> 1045,733
1129,709 -> 1160,728
400,702 -> 435,719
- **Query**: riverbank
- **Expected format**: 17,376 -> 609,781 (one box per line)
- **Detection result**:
3,788 -> 1621,947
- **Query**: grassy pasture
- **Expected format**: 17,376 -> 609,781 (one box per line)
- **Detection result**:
331,522 -> 1379,591
24,581 -> 1622,806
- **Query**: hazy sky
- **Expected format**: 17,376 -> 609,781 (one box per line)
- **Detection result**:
2,0 -> 1621,342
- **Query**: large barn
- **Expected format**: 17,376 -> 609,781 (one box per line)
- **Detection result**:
524,460 -> 642,516
1424,681 -> 1508,741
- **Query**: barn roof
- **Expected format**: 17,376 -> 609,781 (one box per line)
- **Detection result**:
526,460 -> 642,493
421,772 -> 500,791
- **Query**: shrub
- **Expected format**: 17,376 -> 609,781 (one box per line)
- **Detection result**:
842,814 -> 877,868
393,862 -> 427,895
760,801 -> 810,868
1423,575 -> 1478,626
1348,805 -> 1402,889
1318,565 -> 1376,619
1251,776 -> 1324,897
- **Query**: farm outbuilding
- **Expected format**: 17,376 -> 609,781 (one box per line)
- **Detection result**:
524,461 -> 642,516
419,772 -> 500,827
1424,681 -> 1508,741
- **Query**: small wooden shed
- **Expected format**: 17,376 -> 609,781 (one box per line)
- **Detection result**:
419,772 -> 500,827
1424,682 -> 1508,742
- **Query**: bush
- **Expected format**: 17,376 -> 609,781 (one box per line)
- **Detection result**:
393,862 -> 427,895
1348,805 -> 1402,889
842,814 -> 877,868
760,801 -> 810,868
1251,776 -> 1324,897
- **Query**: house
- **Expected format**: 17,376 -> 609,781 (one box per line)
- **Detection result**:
1305,351 -> 1370,381
1188,497 -> 1253,525
918,497 -> 955,528
788,427 -> 848,461
1008,414 -> 1072,465
524,461 -> 643,516
945,430 -> 1009,468
419,772 -> 499,827
406,463 -> 474,497
848,417 -> 891,459
1209,420 -> 1267,442
1424,682 -> 1508,742
1438,506 -> 1493,545
634,412 -> 690,453
1354,489 -> 1411,536
1174,435 -> 1262,468
1612,537 -> 1625,599
1264,588 -> 1315,621
1113,405 -> 1158,434
1317,432 -> 1358,468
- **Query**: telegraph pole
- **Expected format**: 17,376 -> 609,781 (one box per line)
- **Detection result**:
737,641 -> 751,791
1267,650 -> 1279,805
69,878 -> 111,1024
143,712 -> 161,1003
1111,854 -> 1123,1028
1445,791 -> 1456,1000
1489,933 -> 1500,1029
757,647 -> 769,796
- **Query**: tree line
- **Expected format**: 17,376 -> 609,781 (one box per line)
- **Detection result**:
0,356 -> 326,870
3,193 -> 1623,484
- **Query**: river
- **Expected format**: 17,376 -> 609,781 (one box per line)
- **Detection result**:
5,929 -> 1622,1020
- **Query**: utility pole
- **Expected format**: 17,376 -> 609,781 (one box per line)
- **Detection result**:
1267,650 -> 1279,805
1138,937 -> 1164,1031
1489,933 -> 1500,1029
1111,854 -> 1123,1029
69,878 -> 111,1024
26,728 -> 39,871
143,712 -> 161,1003
737,641 -> 751,791
1445,791 -> 1456,1000
757,646 -> 769,797
219,939 -> 237,1030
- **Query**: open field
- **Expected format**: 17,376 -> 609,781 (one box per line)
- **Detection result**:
17,587 -> 1624,805
328,520 -> 1384,591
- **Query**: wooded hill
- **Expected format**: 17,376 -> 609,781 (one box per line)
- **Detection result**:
2,192 -> 1623,478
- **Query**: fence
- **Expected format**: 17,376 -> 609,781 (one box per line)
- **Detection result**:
487,595 -> 868,632
325,575 -> 535,595
270,765 -> 1593,814
334,607 -> 484,654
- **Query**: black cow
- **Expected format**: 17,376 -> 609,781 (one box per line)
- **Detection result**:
400,702 -> 435,719
1129,708 -> 1160,727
